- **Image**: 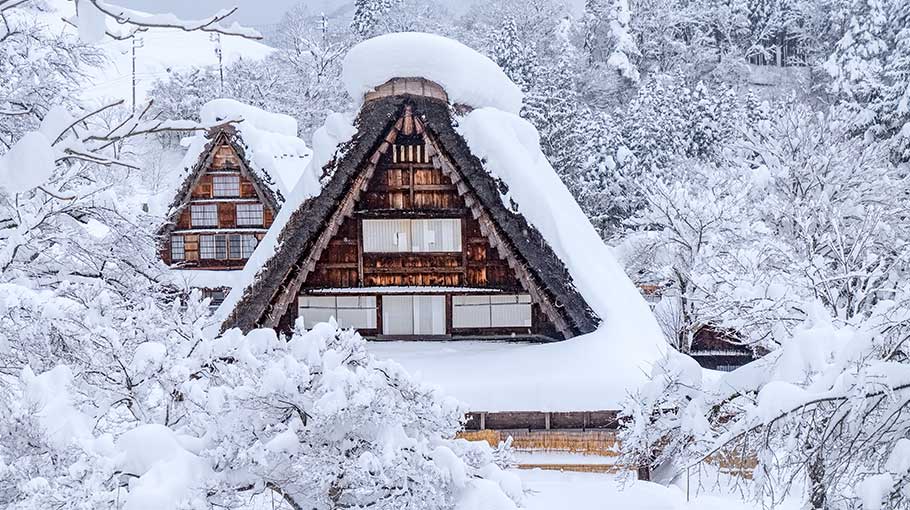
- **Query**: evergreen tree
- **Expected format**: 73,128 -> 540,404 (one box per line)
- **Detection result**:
351,0 -> 399,38
824,0 -> 889,111
583,0 -> 641,83
522,49 -> 582,184
880,1 -> 910,160
491,18 -> 539,91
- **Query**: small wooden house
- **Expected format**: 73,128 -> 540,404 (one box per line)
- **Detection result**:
687,325 -> 756,371
158,124 -> 280,272
221,78 -> 599,341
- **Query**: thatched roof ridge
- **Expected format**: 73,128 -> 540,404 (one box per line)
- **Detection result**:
222,94 -> 599,335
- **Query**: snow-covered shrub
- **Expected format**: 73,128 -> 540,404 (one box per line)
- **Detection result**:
620,302 -> 910,508
1,320 -> 521,510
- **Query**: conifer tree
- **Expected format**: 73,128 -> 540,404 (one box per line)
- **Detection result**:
491,18 -> 539,91
351,0 -> 399,38
824,0 -> 889,110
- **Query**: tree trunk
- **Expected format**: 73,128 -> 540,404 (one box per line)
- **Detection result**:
637,463 -> 651,481
807,450 -> 826,509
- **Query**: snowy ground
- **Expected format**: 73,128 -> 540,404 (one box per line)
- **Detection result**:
367,339 -> 654,412
244,469 -> 787,510
520,470 -> 741,510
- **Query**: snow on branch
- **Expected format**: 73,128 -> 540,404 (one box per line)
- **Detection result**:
84,0 -> 262,40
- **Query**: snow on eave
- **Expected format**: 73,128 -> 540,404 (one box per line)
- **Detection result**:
342,32 -> 523,114
455,107 -> 668,368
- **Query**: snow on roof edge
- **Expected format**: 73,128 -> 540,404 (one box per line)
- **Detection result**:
455,107 -> 668,366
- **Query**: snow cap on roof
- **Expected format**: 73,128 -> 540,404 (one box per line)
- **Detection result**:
194,99 -> 313,196
342,32 -> 524,114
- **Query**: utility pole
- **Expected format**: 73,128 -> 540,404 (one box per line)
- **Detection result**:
131,36 -> 144,113
211,33 -> 224,96
319,13 -> 328,41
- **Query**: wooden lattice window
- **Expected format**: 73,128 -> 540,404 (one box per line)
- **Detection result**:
240,234 -> 258,258
214,235 -> 227,259
170,235 -> 185,261
213,174 -> 240,197
298,295 -> 377,329
191,204 -> 218,227
229,234 -> 243,259
452,294 -> 532,328
362,218 -> 461,253
199,235 -> 216,259
236,203 -> 263,226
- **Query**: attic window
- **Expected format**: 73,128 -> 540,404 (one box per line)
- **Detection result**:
392,143 -> 429,163
236,203 -> 263,226
213,175 -> 240,197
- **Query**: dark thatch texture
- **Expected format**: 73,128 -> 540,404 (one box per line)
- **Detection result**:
221,95 -> 600,337
156,124 -> 283,241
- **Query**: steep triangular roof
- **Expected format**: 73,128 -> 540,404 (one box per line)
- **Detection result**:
220,94 -> 600,336
156,124 -> 283,241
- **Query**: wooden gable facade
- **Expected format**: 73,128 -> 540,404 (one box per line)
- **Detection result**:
158,125 -> 279,271
223,79 -> 600,341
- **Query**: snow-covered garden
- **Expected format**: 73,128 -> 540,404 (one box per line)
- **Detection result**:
2,0 -> 910,509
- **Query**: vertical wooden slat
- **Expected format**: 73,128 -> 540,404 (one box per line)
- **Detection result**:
356,219 -> 364,286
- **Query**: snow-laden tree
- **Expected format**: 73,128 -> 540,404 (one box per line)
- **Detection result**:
2,315 -> 522,509
1,5 -> 520,509
352,0 -> 401,38
620,299 -> 910,508
624,101 -> 908,346
0,4 -> 103,152
877,1 -> 910,161
491,17 -> 540,91
619,102 -> 910,506
824,0 -> 890,126
583,0 -> 641,83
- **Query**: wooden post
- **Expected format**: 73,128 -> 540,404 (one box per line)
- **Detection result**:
637,463 -> 651,481
479,412 -> 486,430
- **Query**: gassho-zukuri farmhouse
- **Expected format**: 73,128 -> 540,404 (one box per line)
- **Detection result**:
160,33 -> 670,471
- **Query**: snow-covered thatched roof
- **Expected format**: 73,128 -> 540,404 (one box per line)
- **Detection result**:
215,33 -> 668,411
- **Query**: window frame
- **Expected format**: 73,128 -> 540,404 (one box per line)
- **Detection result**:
240,234 -> 258,258
362,218 -> 461,253
236,203 -> 264,226
170,235 -> 185,261
228,234 -> 243,259
297,295 -> 377,330
214,234 -> 227,259
199,235 -> 216,259
452,294 -> 532,329
191,204 -> 218,227
212,174 -> 240,197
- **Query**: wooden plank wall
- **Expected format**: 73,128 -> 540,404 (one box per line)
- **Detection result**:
306,151 -> 523,291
